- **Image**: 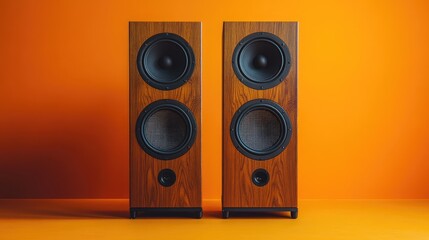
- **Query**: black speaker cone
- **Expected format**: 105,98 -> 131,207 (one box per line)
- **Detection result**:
252,169 -> 270,187
136,99 -> 197,160
238,109 -> 281,152
137,33 -> 195,90
144,109 -> 187,151
158,169 -> 176,187
230,99 -> 292,160
232,32 -> 291,90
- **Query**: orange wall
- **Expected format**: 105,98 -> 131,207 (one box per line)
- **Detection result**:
0,0 -> 428,199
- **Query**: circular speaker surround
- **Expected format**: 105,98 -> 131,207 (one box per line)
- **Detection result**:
252,169 -> 270,187
232,32 -> 291,90
158,169 -> 176,187
136,99 -> 197,160
230,99 -> 292,160
137,33 -> 195,90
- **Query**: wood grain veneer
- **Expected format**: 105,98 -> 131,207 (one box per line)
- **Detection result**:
223,22 -> 298,208
129,22 -> 201,208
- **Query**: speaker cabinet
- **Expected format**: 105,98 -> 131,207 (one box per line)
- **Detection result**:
129,22 -> 202,219
222,22 -> 298,218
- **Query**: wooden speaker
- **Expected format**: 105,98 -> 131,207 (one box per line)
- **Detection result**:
222,22 -> 298,218
129,22 -> 202,218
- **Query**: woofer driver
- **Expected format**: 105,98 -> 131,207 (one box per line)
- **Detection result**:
136,99 -> 197,160
230,99 -> 292,160
137,33 -> 195,90
232,32 -> 291,90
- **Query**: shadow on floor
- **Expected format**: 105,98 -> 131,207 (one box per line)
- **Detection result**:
0,200 -> 294,220
0,199 -> 129,219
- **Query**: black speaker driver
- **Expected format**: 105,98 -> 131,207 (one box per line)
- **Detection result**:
252,169 -> 270,187
230,99 -> 292,160
136,99 -> 197,160
158,169 -> 176,187
137,33 -> 195,90
232,32 -> 291,90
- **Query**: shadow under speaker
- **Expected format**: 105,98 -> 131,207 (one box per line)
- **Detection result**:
129,22 -> 202,218
222,22 -> 298,219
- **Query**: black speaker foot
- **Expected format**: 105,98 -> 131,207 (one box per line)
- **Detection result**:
196,210 -> 203,219
222,210 -> 230,219
129,207 -> 202,219
290,209 -> 298,219
221,207 -> 298,219
130,209 -> 137,219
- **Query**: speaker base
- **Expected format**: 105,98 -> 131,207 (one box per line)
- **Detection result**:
130,207 -> 203,219
222,207 -> 298,219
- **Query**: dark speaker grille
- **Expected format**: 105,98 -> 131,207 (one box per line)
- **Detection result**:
136,99 -> 197,160
238,109 -> 281,152
230,99 -> 292,160
143,109 -> 187,151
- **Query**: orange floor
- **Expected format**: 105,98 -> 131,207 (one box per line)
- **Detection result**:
0,199 -> 428,239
